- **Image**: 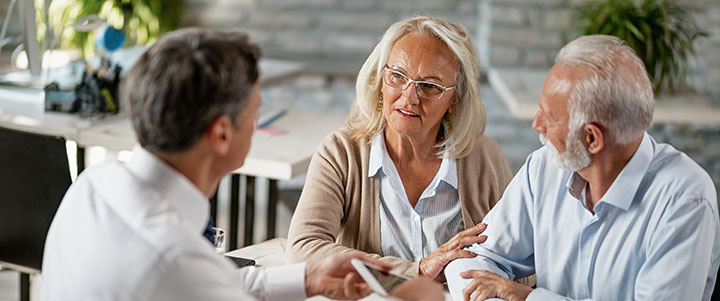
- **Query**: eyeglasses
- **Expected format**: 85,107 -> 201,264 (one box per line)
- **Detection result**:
382,66 -> 455,100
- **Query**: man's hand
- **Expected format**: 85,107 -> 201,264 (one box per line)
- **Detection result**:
305,251 -> 393,300
460,270 -> 532,301
390,277 -> 445,301
420,223 -> 488,281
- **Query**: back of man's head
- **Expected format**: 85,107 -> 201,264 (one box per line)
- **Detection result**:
124,28 -> 261,153
556,35 -> 654,145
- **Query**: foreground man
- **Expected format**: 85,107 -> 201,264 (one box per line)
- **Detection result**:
445,35 -> 719,300
42,28 -> 442,301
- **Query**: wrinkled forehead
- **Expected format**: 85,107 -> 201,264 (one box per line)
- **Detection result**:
540,63 -> 586,119
387,33 -> 458,71
545,62 -> 588,93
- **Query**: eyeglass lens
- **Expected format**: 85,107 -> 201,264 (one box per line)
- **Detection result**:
384,69 -> 446,99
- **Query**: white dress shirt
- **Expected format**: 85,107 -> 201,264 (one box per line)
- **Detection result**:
445,133 -> 720,300
42,146 -> 306,301
369,134 -> 464,262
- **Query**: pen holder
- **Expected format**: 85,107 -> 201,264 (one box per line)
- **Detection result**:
44,60 -> 122,118
76,63 -> 122,118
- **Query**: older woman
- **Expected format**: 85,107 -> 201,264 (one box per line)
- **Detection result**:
287,16 -> 513,280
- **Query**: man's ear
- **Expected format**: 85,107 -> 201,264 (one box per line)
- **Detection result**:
583,123 -> 604,154
206,116 -> 234,155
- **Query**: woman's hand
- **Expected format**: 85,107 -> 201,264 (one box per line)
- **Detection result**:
419,223 -> 487,282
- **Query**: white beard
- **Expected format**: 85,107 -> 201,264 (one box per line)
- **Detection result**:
539,132 -> 591,171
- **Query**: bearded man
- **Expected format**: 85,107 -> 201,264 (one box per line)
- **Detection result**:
445,35 -> 719,301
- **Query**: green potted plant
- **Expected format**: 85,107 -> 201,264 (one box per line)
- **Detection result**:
573,0 -> 707,93
41,0 -> 183,56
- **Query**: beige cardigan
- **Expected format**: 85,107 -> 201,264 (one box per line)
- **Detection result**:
286,128 -> 514,277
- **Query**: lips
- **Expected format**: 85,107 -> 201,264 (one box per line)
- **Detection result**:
396,108 -> 420,118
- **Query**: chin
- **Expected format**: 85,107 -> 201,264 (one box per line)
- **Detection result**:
539,133 -> 591,171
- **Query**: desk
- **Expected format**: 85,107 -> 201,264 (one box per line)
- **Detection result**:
0,58 -> 306,172
227,239 -> 453,301
78,109 -> 347,248
0,58 -> 346,249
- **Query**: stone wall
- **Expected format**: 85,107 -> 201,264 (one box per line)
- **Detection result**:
649,123 -> 720,201
478,0 -> 720,99
687,0 -> 720,100
183,0 -> 479,67
476,0 -> 571,69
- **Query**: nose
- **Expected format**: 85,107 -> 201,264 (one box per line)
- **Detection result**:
531,110 -> 544,133
400,81 -> 420,105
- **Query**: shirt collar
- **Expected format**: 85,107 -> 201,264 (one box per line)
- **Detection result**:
566,172 -> 587,201
369,134 -> 384,177
126,145 -> 210,234
598,132 -> 653,211
438,156 -> 458,189
565,132 -> 653,211
367,134 -> 457,189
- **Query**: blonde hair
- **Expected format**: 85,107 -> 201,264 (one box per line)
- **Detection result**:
346,16 -> 486,158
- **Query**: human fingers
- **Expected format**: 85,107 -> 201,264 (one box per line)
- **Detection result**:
464,279 -> 494,301
421,248 -> 475,279
455,235 -> 487,249
468,279 -> 494,301
447,249 -> 479,262
342,272 -> 369,300
459,223 -> 487,237
460,270 -> 482,279
472,290 -> 492,301
463,278 -> 480,301
351,252 -> 394,271
446,225 -> 487,249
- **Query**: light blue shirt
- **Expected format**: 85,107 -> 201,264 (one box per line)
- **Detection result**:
445,133 -> 720,300
369,134 -> 464,262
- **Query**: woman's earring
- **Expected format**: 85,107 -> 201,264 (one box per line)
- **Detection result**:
445,113 -> 454,133
377,94 -> 383,112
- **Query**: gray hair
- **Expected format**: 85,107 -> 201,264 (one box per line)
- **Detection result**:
346,16 -> 485,158
124,28 -> 261,153
556,35 -> 654,145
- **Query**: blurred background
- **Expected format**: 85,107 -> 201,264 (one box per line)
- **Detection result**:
0,1 -> 718,299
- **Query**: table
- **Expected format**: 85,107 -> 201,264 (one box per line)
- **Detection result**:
77,108 -> 347,248
0,58 -> 304,137
488,67 -> 720,124
227,239 -> 453,301
0,58 -> 346,250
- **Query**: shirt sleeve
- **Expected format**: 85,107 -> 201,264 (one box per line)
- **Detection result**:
633,195 -> 718,300
525,288 -> 591,301
523,194 -> 718,301
154,247 -> 307,301
445,153 -> 538,301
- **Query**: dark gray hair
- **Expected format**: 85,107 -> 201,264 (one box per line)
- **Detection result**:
556,34 -> 654,145
124,28 -> 261,153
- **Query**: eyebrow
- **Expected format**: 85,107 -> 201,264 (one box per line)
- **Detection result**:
539,102 -> 555,122
388,65 -> 445,83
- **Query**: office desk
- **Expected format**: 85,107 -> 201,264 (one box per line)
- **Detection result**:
1,82 -> 346,249
0,59 -> 333,249
0,58 -> 303,135
0,58 -> 305,171
78,109 -> 347,248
